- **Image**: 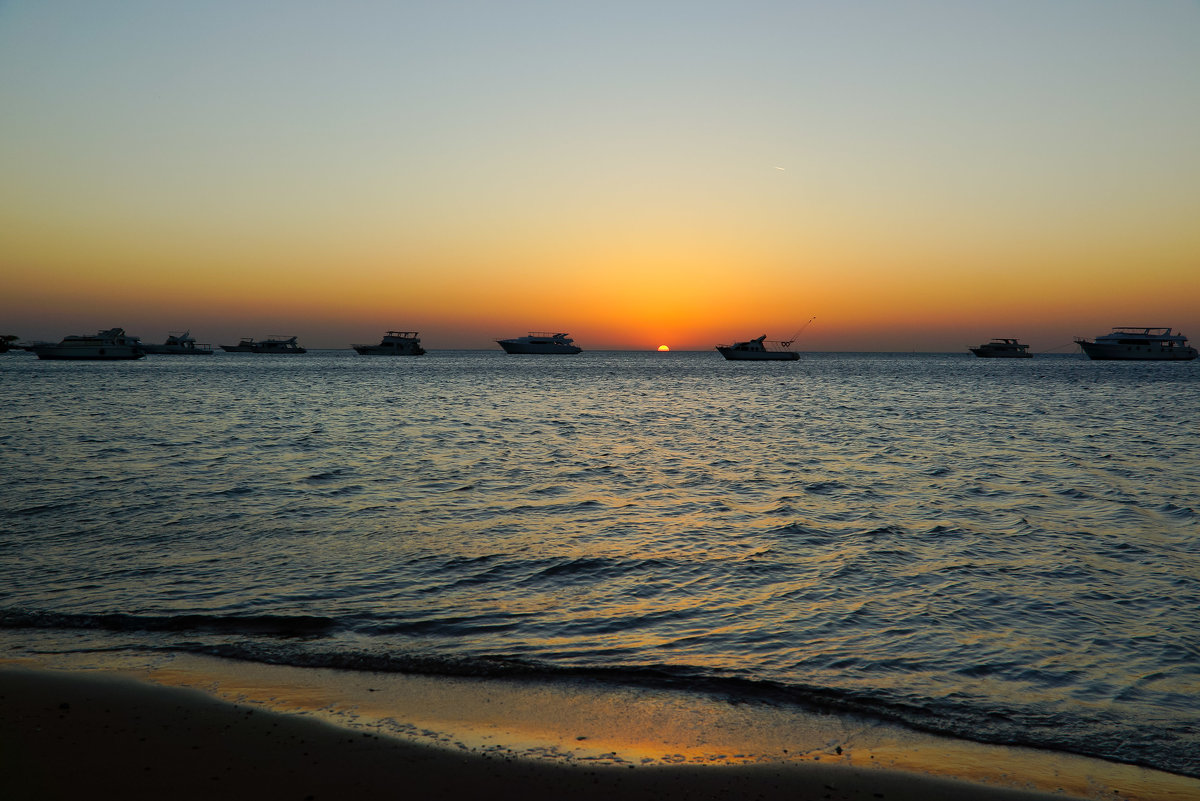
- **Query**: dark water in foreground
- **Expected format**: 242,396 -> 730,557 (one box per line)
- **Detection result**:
1,350 -> 1197,777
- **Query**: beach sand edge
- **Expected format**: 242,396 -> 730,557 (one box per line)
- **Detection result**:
0,665 -> 1081,801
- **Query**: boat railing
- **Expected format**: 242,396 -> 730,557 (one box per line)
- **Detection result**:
718,339 -> 795,352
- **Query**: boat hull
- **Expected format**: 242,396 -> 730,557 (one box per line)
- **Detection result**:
1077,342 -> 1197,361
969,349 -> 1031,358
219,345 -> 307,353
33,346 -> 143,360
353,345 -> 425,355
142,345 -> 213,355
498,342 -> 581,354
717,347 -> 798,361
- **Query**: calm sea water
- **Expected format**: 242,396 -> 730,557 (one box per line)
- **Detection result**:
1,350 -> 1197,777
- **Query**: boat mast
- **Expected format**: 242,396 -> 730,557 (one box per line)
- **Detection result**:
780,316 -> 816,347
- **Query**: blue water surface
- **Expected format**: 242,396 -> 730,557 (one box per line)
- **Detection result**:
1,349 -> 1197,776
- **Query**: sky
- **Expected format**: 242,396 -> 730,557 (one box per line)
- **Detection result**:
2,1 -> 1198,351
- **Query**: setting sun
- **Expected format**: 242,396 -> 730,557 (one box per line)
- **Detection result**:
1,3 -> 1197,355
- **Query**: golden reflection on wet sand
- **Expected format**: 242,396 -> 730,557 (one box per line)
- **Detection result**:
29,652 -> 1185,801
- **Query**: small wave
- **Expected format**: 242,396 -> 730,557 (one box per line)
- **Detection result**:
767,523 -> 839,544
0,608 -> 336,638
203,486 -> 255,498
9,502 -> 77,518
375,615 -> 521,637
803,481 -> 847,495
529,556 -> 626,580
1156,502 -> 1196,520
768,522 -> 812,535
859,525 -> 909,538
33,631 -> 1169,778
152,639 -> 1199,776
320,484 -> 365,496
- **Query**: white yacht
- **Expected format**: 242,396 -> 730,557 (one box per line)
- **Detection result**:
970,338 -> 1031,358
353,331 -> 426,356
497,332 -> 582,354
716,334 -> 799,361
32,328 -> 145,360
220,336 -> 307,354
1075,327 -> 1197,361
142,331 -> 213,355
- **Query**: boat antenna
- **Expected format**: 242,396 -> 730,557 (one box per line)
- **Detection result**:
781,316 -> 816,347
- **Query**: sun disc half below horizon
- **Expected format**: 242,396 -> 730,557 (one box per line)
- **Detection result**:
657,345 -> 670,352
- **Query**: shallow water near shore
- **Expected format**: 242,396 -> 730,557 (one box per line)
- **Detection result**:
2,349 -> 1198,780
6,653 -> 1197,801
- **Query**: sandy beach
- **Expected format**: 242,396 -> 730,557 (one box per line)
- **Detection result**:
4,664 -> 1194,801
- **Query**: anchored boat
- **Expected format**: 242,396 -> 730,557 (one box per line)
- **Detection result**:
715,333 -> 801,362
716,334 -> 799,361
32,328 -> 145,360
969,338 -> 1031,358
497,332 -> 582,354
142,331 -> 213,355
220,336 -> 307,354
353,331 -> 426,356
1075,327 -> 1197,361
718,318 -> 814,361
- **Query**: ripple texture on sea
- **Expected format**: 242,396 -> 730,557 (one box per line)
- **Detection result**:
1,350 -> 1197,776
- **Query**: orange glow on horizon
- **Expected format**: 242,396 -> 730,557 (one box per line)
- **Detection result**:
2,4 -> 1198,352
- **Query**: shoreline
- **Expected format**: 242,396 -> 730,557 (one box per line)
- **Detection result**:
4,658 -> 1197,801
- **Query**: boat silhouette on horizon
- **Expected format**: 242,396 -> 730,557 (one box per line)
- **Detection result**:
220,336 -> 307,354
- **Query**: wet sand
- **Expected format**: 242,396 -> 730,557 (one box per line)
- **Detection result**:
2,664 -> 1195,801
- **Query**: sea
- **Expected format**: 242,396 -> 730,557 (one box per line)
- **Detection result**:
1,349 -> 1197,779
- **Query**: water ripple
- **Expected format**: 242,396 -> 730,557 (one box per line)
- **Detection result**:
1,351 -> 1198,776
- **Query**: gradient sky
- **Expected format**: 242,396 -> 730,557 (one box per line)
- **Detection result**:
2,1 -> 1198,350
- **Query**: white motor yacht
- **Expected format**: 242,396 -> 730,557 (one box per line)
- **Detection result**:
1075,328 -> 1197,361
32,328 -> 145,360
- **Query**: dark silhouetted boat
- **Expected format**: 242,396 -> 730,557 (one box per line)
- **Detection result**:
220,336 -> 307,354
497,332 -> 582,354
353,331 -> 426,355
716,334 -> 799,361
142,331 -> 213,355
970,338 -> 1031,358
